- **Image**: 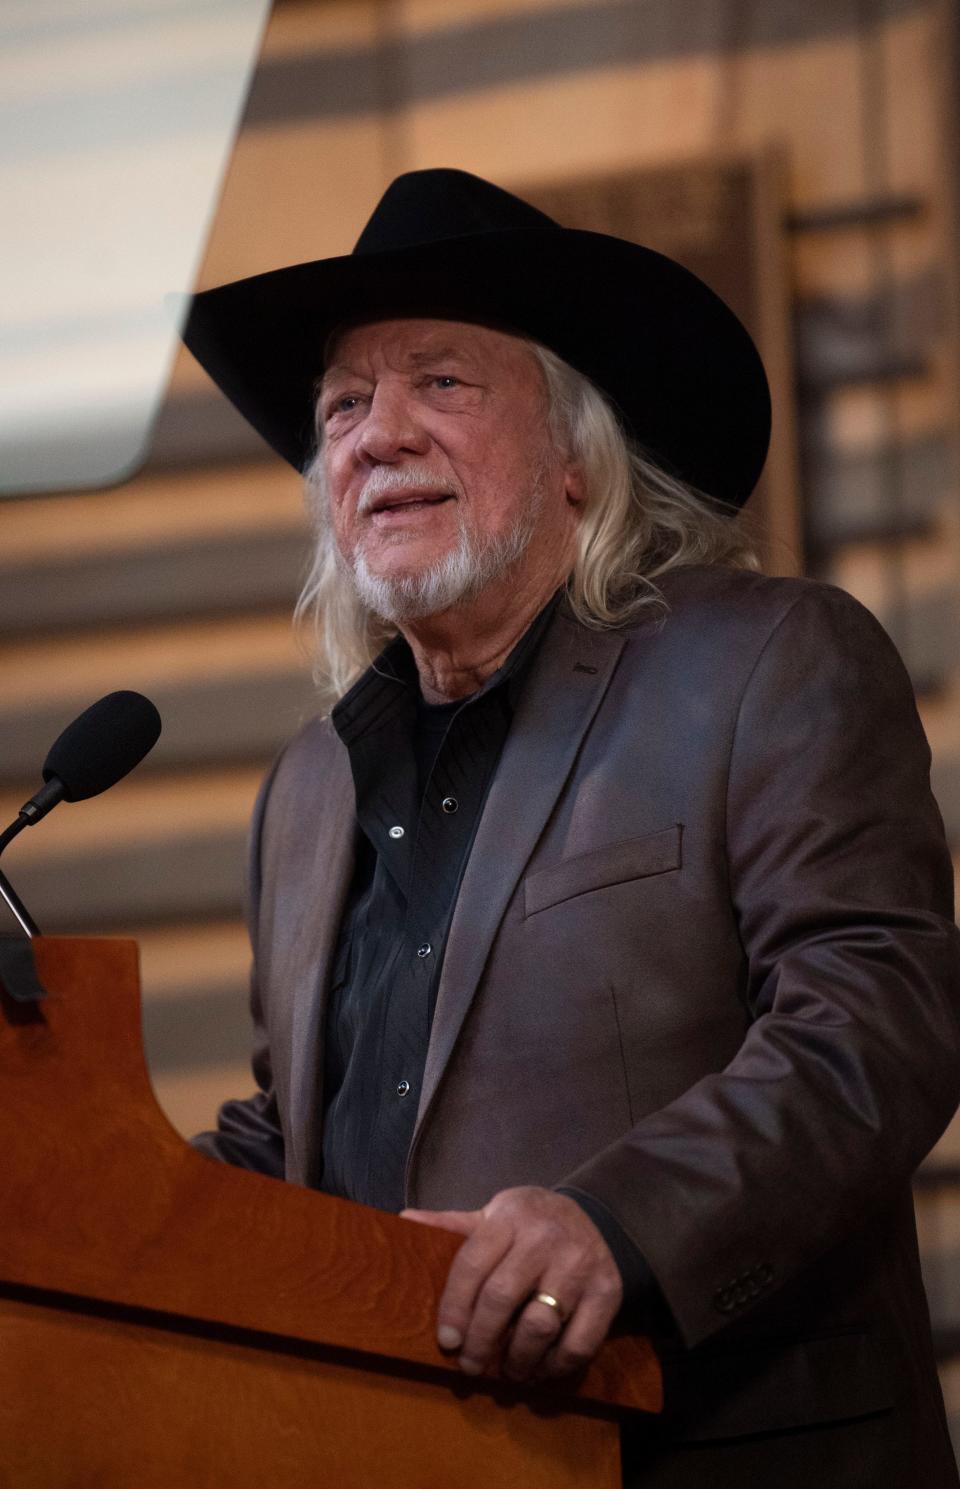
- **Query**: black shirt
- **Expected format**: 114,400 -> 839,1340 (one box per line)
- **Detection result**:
324,594 -> 655,1308
323,597 -> 555,1209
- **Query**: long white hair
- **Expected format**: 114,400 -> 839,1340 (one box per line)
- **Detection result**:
296,338 -> 759,705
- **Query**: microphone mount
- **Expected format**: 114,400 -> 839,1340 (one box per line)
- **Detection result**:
0,804 -> 45,937
0,778 -> 66,934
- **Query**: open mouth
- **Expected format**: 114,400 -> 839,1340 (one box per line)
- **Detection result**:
368,491 -> 455,515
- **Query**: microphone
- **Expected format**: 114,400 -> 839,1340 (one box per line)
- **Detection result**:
0,691 -> 162,937
20,690 -> 163,826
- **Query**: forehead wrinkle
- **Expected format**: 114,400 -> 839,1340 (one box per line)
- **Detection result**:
321,360 -> 366,387
320,343 -> 474,385
405,345 -> 474,367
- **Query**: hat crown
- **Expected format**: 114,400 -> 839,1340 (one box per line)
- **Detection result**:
185,168 -> 770,504
353,168 -> 558,255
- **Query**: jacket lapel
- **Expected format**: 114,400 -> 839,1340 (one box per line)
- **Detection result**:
283,745 -> 356,1187
412,610 -> 627,1147
286,649 -> 416,1184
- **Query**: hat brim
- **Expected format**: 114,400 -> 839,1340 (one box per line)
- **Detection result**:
182,226 -> 770,508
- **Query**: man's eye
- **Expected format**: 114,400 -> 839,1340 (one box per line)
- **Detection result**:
327,395 -> 359,417
432,375 -> 460,390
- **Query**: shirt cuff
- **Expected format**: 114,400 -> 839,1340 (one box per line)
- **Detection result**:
555,1185 -> 674,1332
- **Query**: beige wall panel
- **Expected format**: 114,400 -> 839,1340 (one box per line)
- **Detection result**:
832,535 -> 958,614
398,34 -> 915,212
903,353 -> 953,430
264,0 -> 382,57
402,58 -> 729,183
934,1105 -> 960,1165
915,1186 -> 960,1244
719,37 -> 876,208
920,685 -> 960,759
792,233 -> 882,302
940,1356 -> 960,1422
882,11 -> 943,199
0,767 -> 262,863
886,219 -> 948,283
827,375 -> 950,455
134,920 -> 251,1001
398,0 -> 591,36
0,615 -> 302,708
151,1060 -> 257,1139
604,183 -> 924,307
196,118 -> 389,288
0,463 -> 303,566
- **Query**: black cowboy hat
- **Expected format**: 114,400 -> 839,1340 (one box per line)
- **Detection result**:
182,168 -> 770,508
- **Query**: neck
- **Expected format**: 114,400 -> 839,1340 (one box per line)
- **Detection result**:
399,571 -> 565,703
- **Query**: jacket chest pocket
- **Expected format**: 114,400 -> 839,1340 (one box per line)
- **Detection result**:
523,823 -> 682,918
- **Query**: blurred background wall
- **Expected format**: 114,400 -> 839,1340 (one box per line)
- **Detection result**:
2,0 -> 960,1447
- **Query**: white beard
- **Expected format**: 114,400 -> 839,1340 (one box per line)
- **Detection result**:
344,463 -> 548,624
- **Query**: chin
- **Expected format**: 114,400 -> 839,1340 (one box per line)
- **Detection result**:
350,544 -> 482,624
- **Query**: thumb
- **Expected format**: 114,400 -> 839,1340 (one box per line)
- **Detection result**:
400,1206 -> 482,1237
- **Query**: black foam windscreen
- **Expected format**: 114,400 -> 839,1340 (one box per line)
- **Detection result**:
41,691 -> 162,802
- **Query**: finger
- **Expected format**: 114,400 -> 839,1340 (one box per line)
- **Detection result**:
501,1289 -> 571,1382
400,1207 -> 482,1237
435,1219 -> 516,1359
536,1290 -> 618,1380
456,1252 -> 543,1375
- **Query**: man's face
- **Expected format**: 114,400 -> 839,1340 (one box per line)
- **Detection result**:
318,318 -> 582,620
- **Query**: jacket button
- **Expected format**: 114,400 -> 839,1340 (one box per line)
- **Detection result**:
397,1080 -> 411,1097
389,825 -> 404,839
417,943 -> 432,958
441,797 -> 459,814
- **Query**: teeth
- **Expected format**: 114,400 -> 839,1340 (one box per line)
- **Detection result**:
377,494 -> 449,511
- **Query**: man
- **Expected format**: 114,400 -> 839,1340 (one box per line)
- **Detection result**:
185,169 -> 960,1485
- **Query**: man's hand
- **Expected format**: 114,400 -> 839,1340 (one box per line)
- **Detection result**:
401,1186 -> 623,1383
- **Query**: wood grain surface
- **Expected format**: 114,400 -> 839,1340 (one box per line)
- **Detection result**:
0,936 -> 661,1485
0,1296 -> 621,1489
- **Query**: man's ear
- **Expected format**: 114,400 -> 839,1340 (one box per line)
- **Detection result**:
563,462 -> 586,509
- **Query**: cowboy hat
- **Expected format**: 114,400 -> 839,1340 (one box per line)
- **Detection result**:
182,168 -> 770,507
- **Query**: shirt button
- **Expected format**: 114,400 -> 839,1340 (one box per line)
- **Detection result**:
441,797 -> 459,814
397,1080 -> 411,1097
417,943 -> 432,958
388,825 -> 404,839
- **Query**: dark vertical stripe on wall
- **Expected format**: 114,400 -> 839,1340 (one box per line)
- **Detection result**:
249,0 -> 929,127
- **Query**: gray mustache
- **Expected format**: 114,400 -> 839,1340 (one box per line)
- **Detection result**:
356,465 -> 462,514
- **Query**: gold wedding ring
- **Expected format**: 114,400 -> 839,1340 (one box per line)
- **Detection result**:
531,1291 -> 567,1322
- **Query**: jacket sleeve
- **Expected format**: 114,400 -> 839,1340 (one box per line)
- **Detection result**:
559,583 -> 960,1347
191,757 -> 287,1179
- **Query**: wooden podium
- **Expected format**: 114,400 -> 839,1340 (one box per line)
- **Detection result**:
0,937 -> 661,1487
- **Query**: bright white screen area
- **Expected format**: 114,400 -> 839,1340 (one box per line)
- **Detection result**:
0,0 -> 271,495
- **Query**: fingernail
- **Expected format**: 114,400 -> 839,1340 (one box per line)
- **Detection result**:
437,1325 -> 462,1351
458,1356 -> 483,1376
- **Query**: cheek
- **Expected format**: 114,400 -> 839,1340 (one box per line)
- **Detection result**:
322,456 -> 357,540
468,448 -> 555,527
461,443 -> 534,506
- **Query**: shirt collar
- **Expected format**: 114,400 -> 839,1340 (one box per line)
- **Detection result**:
332,587 -> 564,747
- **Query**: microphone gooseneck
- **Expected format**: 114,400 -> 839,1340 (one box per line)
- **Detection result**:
0,691 -> 162,938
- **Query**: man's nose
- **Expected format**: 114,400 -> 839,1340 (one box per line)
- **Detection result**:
355,384 -> 431,464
